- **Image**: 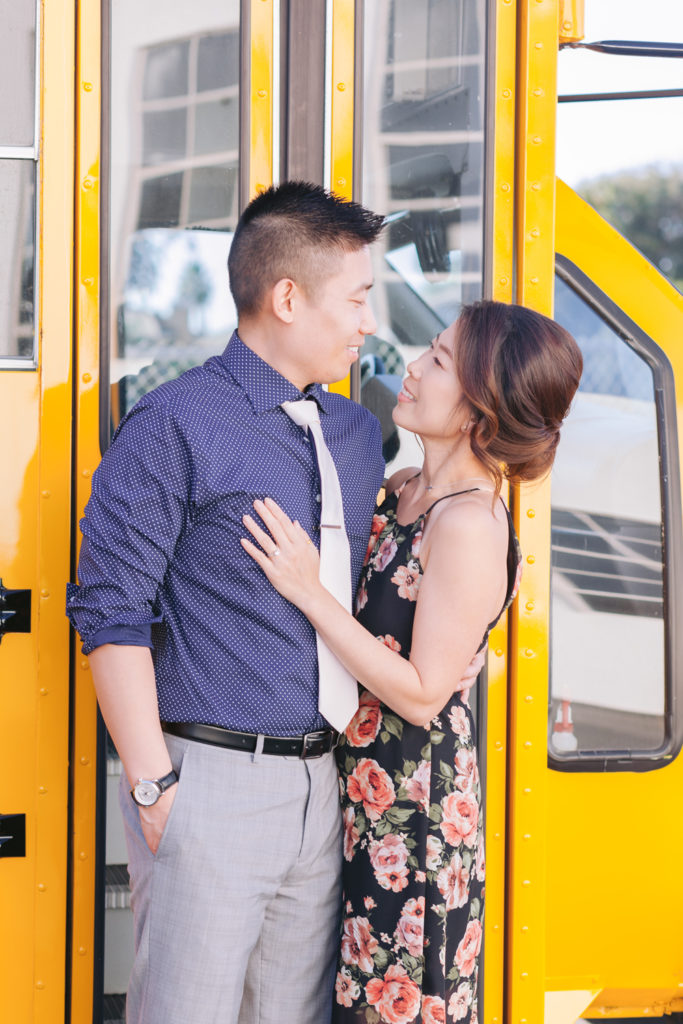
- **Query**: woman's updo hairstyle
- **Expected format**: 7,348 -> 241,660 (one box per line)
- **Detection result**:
453,300 -> 582,491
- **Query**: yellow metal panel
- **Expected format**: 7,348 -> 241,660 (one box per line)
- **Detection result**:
558,0 -> 584,44
0,0 -> 75,1020
328,0 -> 356,400
70,0 -> 102,1019
507,2 -> 560,1022
483,2 -> 517,1015
249,0 -> 274,198
544,181 -> 683,998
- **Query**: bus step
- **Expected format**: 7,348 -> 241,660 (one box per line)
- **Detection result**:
103,993 -> 126,1024
105,863 -> 131,909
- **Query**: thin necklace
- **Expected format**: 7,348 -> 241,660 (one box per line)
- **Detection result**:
419,474 -> 494,493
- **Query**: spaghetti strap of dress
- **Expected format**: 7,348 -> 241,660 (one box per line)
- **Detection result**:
424,486 -> 482,516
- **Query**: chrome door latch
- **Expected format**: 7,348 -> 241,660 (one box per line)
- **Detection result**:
0,578 -> 31,642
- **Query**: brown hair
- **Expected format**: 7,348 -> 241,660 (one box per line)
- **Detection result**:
453,300 -> 583,492
228,180 -> 384,317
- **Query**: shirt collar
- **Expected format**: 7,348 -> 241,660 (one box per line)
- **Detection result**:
221,332 -> 332,415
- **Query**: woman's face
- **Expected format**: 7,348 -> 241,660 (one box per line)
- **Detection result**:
393,321 -> 470,440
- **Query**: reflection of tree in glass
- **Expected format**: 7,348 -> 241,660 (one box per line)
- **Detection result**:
580,166 -> 683,292
176,260 -> 213,335
127,234 -> 163,294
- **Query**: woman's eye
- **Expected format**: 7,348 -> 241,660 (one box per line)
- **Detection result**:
432,356 -> 442,368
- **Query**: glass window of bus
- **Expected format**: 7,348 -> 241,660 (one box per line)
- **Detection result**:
359,0 -> 487,473
107,6 -> 241,436
0,0 -> 37,365
557,3 -> 683,296
102,4 -> 241,1016
549,266 -> 678,766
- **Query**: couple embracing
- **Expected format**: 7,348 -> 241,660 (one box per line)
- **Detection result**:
67,181 -> 581,1024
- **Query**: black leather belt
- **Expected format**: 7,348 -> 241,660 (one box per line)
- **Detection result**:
161,720 -> 338,759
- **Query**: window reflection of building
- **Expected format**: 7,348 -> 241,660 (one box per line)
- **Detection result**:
110,6 -> 241,422
360,0 -> 486,472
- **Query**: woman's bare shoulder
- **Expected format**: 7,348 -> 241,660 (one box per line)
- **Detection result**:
385,465 -> 420,496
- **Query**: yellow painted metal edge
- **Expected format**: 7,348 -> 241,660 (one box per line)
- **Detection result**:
249,0 -> 274,199
558,0 -> 584,45
506,1 -> 560,1021
483,2 -> 517,1020
581,988 -> 683,1019
70,0 -> 102,1019
34,0 -> 76,1019
328,0 -> 356,400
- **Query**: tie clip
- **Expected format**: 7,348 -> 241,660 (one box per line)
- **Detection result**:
321,523 -> 342,530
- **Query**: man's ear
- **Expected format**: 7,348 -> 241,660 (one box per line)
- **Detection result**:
271,278 -> 297,324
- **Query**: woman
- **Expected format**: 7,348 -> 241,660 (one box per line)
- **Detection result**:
242,300 -> 582,1023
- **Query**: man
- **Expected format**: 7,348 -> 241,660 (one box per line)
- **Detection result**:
67,181 -> 386,1024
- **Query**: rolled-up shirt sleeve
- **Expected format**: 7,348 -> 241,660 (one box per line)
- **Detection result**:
66,398 -> 193,654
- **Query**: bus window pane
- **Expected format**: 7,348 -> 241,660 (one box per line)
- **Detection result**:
360,0 -> 487,471
0,160 -> 35,359
104,6 -> 241,1015
549,274 -> 666,759
110,7 -> 240,432
0,0 -> 36,147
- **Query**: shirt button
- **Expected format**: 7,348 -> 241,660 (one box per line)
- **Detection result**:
315,494 -> 322,503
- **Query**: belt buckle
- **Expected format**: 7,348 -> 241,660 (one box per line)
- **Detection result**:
301,730 -> 333,759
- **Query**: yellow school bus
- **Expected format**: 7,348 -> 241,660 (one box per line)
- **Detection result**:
1,1 -> 682,1021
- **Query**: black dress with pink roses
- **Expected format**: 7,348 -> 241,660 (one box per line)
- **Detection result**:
333,482 -> 521,1024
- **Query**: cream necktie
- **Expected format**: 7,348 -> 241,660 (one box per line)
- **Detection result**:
281,398 -> 359,731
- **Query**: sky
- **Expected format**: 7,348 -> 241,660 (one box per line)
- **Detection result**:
556,1 -> 683,186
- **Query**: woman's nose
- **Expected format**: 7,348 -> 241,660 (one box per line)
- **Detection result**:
406,359 -> 421,378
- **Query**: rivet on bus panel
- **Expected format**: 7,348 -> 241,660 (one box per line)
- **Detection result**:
524,649 -> 534,658
37,883 -> 47,892
493,924 -> 500,931
526,508 -> 535,518
337,178 -> 347,188
83,177 -> 94,190
41,589 -> 50,599
83,276 -> 94,286
79,851 -> 88,861
83,372 -> 92,383
498,277 -> 508,288
523,787 -> 531,794
39,786 -> 48,794
494,832 -> 501,840
563,21 -> 573,31
534,41 -> 543,49
39,687 -> 48,696
82,469 -> 91,478
530,277 -> 539,285
501,182 -> 510,193
257,89 -> 267,98
531,182 -> 541,192
526,555 -> 535,564
525,601 -> 534,611
83,82 -> 93,91
531,137 -> 542,146
81,660 -> 89,670
495,648 -> 503,657
80,756 -> 90,766
495,740 -> 503,750
522,880 -> 531,886
523,833 -> 531,840
337,82 -> 346,91
36,981 -> 45,990
524,741 -> 532,748
521,972 -> 529,978
521,925 -> 529,932
78,947 -> 87,956
524,695 -> 533,703
530,228 -> 540,239
41,490 -> 50,498
502,89 -> 511,99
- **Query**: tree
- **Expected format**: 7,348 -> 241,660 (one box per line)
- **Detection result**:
579,165 -> 683,292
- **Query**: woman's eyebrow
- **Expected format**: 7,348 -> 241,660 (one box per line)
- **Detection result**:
435,336 -> 453,359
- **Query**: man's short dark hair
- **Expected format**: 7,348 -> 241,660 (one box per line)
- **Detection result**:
228,181 -> 384,317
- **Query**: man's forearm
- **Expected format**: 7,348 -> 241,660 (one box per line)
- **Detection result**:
88,644 -> 172,786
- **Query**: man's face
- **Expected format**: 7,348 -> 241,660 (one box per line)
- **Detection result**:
289,246 -> 377,388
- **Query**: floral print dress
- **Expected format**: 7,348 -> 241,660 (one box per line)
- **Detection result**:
333,482 -> 521,1024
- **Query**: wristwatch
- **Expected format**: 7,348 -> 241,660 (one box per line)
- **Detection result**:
130,769 -> 178,807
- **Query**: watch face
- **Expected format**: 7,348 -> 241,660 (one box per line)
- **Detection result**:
134,780 -> 161,806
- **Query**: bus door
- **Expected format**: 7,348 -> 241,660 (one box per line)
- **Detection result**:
0,1 -> 75,1021
542,181 -> 683,1021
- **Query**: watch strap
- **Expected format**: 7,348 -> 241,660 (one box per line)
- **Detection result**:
156,769 -> 179,793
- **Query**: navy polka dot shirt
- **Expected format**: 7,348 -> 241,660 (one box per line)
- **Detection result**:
66,333 -> 384,735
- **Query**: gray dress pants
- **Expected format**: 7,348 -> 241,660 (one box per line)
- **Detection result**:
120,732 -> 343,1024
